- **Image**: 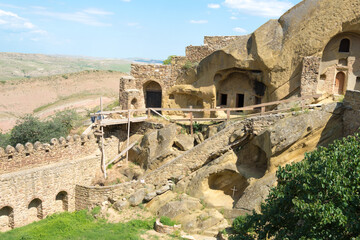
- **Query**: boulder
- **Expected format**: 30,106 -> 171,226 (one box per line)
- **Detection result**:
128,188 -> 147,206
154,219 -> 181,234
156,184 -> 170,195
144,191 -> 157,202
113,200 -> 129,211
229,129 -> 246,143
174,134 -> 194,151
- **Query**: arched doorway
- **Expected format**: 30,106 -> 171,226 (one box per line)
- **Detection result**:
335,72 -> 345,95
55,191 -> 68,212
144,81 -> 162,108
0,206 -> 14,231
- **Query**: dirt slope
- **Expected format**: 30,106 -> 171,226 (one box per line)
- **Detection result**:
0,70 -> 127,132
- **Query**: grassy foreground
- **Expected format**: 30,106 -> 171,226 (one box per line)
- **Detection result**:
0,210 -> 155,240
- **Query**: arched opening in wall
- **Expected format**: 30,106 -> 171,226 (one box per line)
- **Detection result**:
130,98 -> 138,109
0,206 -> 14,231
335,72 -> 345,95
143,81 -> 162,108
339,38 -> 350,53
55,191 -> 68,212
202,170 -> 248,209
28,198 -> 43,222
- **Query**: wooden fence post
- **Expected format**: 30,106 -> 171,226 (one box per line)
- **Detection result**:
147,108 -> 151,118
126,109 -> 130,166
227,109 -> 230,121
261,106 -> 265,115
189,106 -> 193,137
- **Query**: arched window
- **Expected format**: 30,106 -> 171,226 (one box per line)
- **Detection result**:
28,198 -> 43,220
0,206 -> 14,230
339,38 -> 350,52
56,191 -> 68,212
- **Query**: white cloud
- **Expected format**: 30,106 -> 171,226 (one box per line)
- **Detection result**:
230,16 -> 237,20
190,20 -> 208,24
224,0 -> 293,17
208,3 -> 221,9
33,9 -> 113,27
233,27 -> 247,33
122,0 -> 131,2
0,9 -> 42,32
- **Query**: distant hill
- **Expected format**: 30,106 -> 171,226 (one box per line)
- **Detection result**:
127,58 -> 164,64
0,52 -> 132,81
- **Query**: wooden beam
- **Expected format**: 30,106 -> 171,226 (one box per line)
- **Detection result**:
101,126 -> 107,179
106,141 -> 138,167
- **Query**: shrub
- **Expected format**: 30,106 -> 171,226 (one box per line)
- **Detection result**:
231,133 -> 360,240
163,55 -> 176,65
0,132 -> 10,148
9,110 -> 81,146
160,216 -> 177,226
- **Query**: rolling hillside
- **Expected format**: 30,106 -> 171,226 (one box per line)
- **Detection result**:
0,52 -> 132,81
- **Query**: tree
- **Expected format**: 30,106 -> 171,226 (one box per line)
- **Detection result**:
231,133 -> 360,240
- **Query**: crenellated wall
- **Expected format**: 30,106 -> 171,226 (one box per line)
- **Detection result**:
0,134 -> 98,174
0,134 -> 100,231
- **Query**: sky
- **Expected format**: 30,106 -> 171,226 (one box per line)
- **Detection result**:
0,0 -> 302,60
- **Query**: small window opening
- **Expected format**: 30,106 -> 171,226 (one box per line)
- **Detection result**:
169,94 -> 175,100
339,38 -> 350,53
320,74 -> 326,80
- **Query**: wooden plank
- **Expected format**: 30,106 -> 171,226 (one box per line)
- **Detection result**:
150,108 -> 172,122
106,141 -> 138,167
82,123 -> 95,135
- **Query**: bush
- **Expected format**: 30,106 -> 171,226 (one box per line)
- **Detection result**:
163,55 -> 176,65
231,133 -> 360,240
9,110 -> 81,146
0,132 -> 10,148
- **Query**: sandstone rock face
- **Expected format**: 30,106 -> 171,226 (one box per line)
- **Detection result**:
166,0 -> 360,112
130,124 -> 180,170
174,134 -> 194,151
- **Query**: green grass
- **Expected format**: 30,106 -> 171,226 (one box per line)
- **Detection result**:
160,216 -> 177,227
0,210 -> 156,240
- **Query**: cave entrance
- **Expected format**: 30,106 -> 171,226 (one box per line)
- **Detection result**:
202,170 -> 248,209
144,81 -> 162,109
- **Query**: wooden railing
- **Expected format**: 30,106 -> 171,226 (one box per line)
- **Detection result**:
92,94 -> 322,125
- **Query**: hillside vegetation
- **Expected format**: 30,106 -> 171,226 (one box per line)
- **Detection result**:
0,52 -> 131,81
231,133 -> 360,240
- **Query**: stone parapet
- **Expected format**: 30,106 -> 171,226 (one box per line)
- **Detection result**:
204,36 -> 245,50
185,45 -> 213,63
0,134 -> 98,174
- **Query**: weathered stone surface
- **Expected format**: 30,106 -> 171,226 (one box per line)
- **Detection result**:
174,134 -> 194,151
157,194 -> 202,219
144,192 -> 157,202
156,185 -> 170,195
128,188 -> 147,206
113,200 -> 129,211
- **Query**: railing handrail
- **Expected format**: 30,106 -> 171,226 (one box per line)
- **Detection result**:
91,94 -> 321,116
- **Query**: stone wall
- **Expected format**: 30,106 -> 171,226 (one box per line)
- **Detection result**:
204,36 -> 245,50
300,56 -> 321,96
0,134 -> 98,174
185,45 -> 213,63
343,90 -> 360,136
0,154 -> 99,230
75,182 -> 136,210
